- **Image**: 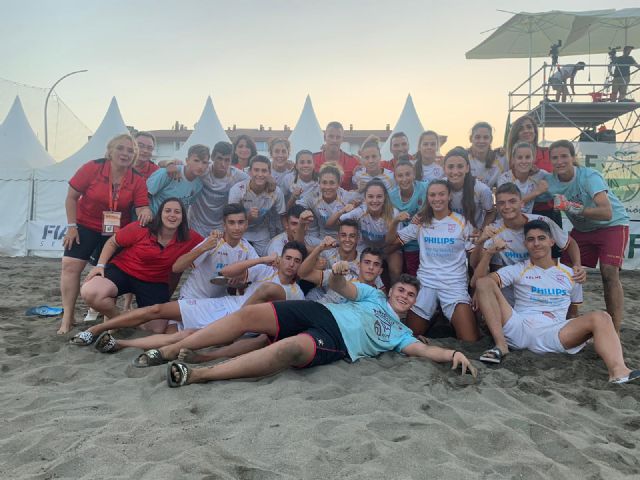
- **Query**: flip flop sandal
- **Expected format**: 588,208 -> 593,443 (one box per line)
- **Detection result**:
94,332 -> 118,353
610,369 -> 640,385
69,331 -> 95,346
131,349 -> 169,368
479,347 -> 505,364
167,362 -> 191,388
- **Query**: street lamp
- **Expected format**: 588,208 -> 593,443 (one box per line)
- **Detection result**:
44,69 -> 88,151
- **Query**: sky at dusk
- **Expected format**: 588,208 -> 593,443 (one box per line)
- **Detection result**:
2,0 -> 639,156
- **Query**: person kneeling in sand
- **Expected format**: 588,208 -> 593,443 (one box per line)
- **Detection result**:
148,266 -> 477,388
474,219 -> 638,384
69,242 -> 307,355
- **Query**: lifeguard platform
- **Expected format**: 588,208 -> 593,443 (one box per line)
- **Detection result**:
509,63 -> 640,142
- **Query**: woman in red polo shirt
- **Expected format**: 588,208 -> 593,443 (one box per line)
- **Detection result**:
59,134 -> 152,335
73,198 -> 203,342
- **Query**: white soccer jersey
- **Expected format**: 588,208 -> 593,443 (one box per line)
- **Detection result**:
179,238 -> 259,299
450,180 -> 494,228
280,171 -> 318,199
188,167 -> 248,236
266,232 -> 290,256
484,213 -> 569,267
469,155 -> 508,188
398,212 -> 474,288
421,163 -> 444,182
340,205 -> 399,248
497,170 -> 549,213
497,260 -> 581,320
228,180 -> 286,242
352,168 -> 396,192
297,186 -> 359,242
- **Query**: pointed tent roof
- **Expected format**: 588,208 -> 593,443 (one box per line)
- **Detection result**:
0,96 -> 55,169
36,97 -> 128,180
288,95 -> 324,155
175,97 -> 230,158
380,95 -> 424,160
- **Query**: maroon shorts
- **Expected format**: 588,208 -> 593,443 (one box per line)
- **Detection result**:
403,250 -> 420,277
561,225 -> 629,268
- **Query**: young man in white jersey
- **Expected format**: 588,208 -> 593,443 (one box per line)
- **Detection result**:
174,203 -> 258,300
187,141 -> 248,237
474,220 -> 639,384
300,227 -> 385,303
470,183 -> 586,308
266,205 -> 305,256
156,270 -> 477,387
228,155 -> 286,255
70,241 -> 308,354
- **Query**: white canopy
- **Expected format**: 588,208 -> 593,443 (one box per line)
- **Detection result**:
563,8 -> 640,55
380,94 -> 424,160
287,95 -> 324,155
174,96 -> 230,159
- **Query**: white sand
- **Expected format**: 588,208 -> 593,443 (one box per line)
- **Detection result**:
0,257 -> 639,479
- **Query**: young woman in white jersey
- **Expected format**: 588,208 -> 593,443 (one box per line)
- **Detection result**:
497,142 -> 549,214
297,163 -> 358,246
468,122 -> 508,188
337,179 -> 402,284
282,150 -> 319,210
386,180 -> 480,342
443,147 -> 495,231
414,131 -> 444,182
352,136 -> 395,193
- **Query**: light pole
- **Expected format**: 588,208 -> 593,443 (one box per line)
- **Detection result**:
44,69 -> 88,151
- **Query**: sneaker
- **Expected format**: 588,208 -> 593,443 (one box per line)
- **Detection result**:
83,308 -> 100,322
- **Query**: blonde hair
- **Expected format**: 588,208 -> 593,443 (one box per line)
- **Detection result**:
359,135 -> 381,155
269,137 -> 291,156
319,162 -> 343,184
364,179 -> 394,225
105,133 -> 138,165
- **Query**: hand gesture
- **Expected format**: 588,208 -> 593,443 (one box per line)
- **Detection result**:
62,226 -> 80,250
478,225 -> 498,244
263,253 -> 279,267
248,207 -> 260,221
299,209 -> 314,225
331,260 -> 350,276
535,179 -> 549,195
451,351 -> 478,378
410,213 -> 423,225
292,186 -> 303,198
487,236 -> 507,254
572,265 -> 587,284
201,232 -> 223,251
320,236 -> 337,250
137,207 -> 153,226
393,211 -> 411,224
342,203 -> 356,214
166,163 -> 183,181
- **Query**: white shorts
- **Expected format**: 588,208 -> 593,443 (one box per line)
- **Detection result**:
503,311 -> 585,355
176,297 -> 235,331
410,285 -> 471,321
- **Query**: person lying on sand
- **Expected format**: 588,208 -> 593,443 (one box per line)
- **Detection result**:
69,242 -> 307,353
474,219 -> 639,384
141,265 -> 477,388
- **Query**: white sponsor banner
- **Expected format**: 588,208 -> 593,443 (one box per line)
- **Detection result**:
27,221 -> 67,251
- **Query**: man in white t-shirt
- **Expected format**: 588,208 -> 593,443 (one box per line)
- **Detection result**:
548,62 -> 586,102
474,219 -> 639,384
71,242 -> 308,355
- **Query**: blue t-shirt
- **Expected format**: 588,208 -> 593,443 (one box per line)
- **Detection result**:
389,181 -> 429,252
545,166 -> 628,232
146,165 -> 204,214
325,283 -> 417,362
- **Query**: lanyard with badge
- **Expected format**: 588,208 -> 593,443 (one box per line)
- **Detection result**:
102,169 -> 126,236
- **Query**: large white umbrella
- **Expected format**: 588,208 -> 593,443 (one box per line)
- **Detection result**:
563,8 -> 640,55
466,10 -> 613,106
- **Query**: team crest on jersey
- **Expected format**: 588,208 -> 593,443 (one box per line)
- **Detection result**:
448,224 -> 456,233
556,274 -> 570,286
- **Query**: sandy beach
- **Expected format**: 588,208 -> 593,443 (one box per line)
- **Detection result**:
0,256 -> 639,479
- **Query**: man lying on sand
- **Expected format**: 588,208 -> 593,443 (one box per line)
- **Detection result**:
69,242 -> 307,353
152,265 -> 477,387
475,219 -> 639,384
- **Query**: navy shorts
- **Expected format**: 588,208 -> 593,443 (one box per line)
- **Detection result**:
63,224 -> 110,265
104,264 -> 170,307
270,300 -> 348,368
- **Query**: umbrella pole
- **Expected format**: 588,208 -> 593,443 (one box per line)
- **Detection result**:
528,32 -> 532,111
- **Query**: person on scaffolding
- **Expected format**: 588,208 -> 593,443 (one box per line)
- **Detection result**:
548,62 -> 586,102
610,46 -> 638,102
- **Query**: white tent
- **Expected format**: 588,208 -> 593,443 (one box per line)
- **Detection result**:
30,97 -> 128,256
0,96 -> 55,256
287,95 -> 324,155
174,96 -> 230,159
380,94 -> 425,160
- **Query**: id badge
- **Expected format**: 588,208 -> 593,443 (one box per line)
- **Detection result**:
102,211 -> 122,236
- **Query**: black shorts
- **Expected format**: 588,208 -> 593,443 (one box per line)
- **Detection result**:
104,264 -> 170,307
63,224 -> 110,264
270,300 -> 348,368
